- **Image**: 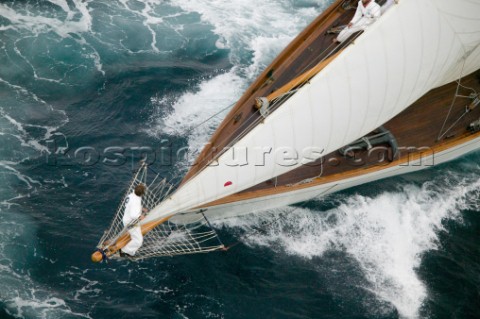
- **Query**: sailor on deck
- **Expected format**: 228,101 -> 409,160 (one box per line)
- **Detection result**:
335,0 -> 381,43
121,184 -> 147,257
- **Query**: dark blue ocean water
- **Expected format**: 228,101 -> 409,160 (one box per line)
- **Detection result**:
0,1 -> 479,318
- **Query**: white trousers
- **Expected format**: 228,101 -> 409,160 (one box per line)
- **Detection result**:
337,25 -> 364,43
336,17 -> 372,43
122,226 -> 143,256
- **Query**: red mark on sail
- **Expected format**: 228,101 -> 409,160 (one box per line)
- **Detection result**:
224,181 -> 233,187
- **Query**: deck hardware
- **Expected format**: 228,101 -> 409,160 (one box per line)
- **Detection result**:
233,112 -> 243,124
255,97 -> 270,118
468,118 -> 480,133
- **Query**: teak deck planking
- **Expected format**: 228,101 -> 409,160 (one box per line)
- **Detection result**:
177,0 -> 480,206
200,73 -> 480,208
181,0 -> 347,183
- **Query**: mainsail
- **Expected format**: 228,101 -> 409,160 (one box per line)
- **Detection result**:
142,0 -> 480,224
92,0 -> 480,262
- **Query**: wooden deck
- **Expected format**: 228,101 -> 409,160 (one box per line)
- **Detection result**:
181,0 -> 353,183
200,71 -> 480,208
179,0 -> 480,207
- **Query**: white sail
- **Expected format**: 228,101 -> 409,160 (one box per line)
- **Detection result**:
144,0 -> 480,223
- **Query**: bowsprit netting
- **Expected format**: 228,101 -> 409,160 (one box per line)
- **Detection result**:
135,212 -> 226,259
96,163 -> 225,261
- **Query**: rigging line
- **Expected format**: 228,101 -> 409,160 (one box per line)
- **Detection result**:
178,32 -> 363,186
295,28 -> 360,76
457,82 -> 478,96
284,0 -> 345,69
171,30 -> 365,189
266,38 -> 355,110
183,101 -> 236,137
264,31 -> 362,113
208,35 -> 359,161
437,108 -> 471,141
290,41 -> 337,82
283,22 -> 361,88
201,211 -> 226,248
145,162 -> 182,190
98,163 -> 147,246
208,33 -> 357,156
437,58 -> 468,141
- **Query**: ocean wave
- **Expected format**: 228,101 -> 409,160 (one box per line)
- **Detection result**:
217,172 -> 480,318
0,0 -> 103,80
173,0 -> 327,74
146,0 -> 331,162
0,211 -> 92,319
147,70 -> 244,161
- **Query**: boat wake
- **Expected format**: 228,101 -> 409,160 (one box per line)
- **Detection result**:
148,70 -> 244,158
146,0 -> 330,162
217,170 -> 480,318
142,2 -> 480,316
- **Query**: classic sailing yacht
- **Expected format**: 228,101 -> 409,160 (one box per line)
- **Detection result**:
92,0 -> 480,261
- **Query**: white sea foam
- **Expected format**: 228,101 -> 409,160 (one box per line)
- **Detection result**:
173,0 -> 324,69
48,0 -> 74,18
0,211 -> 92,319
218,174 -> 480,318
148,0 -> 329,157
0,193 -> 27,209
0,25 -> 14,31
172,0 -> 327,78
0,80 -> 69,193
140,0 -> 164,53
0,77 -> 68,148
0,77 -> 49,106
0,161 -> 42,189
1,112 -> 50,153
0,1 -> 104,76
0,2 -> 91,38
118,0 -> 168,53
73,277 -> 101,301
149,70 -> 244,157
0,112 -> 69,203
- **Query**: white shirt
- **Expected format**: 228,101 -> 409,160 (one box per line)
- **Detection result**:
123,193 -> 142,226
351,0 -> 381,26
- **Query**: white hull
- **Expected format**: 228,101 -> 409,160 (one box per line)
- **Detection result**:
190,134 -> 480,222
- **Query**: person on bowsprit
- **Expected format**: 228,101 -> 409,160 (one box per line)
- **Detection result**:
334,0 -> 381,44
120,184 -> 148,257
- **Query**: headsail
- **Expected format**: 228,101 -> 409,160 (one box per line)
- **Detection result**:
142,0 -> 480,224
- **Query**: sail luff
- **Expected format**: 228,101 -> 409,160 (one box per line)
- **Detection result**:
179,0 -> 346,185
143,0 -> 480,224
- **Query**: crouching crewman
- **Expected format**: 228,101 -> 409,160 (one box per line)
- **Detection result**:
335,0 -> 381,43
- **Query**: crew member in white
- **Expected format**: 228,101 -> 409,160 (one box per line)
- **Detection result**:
334,0 -> 381,43
121,184 -> 147,257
